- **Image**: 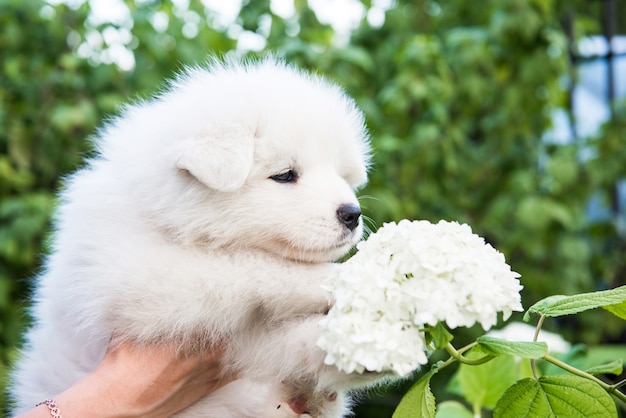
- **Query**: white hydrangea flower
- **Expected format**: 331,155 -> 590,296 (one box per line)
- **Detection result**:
318,219 -> 523,376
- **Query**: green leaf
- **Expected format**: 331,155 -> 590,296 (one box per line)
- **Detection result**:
426,322 -> 454,350
603,300 -> 626,320
583,345 -> 626,372
524,286 -> 626,321
494,375 -> 618,418
458,353 -> 517,410
393,367 -> 438,418
477,336 -> 548,359
435,401 -> 473,418
585,359 -> 623,376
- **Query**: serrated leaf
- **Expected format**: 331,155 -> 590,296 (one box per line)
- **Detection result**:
435,401 -> 473,418
458,353 -> 516,410
585,359 -> 623,376
604,300 -> 626,320
584,345 -> 626,372
393,368 -> 438,418
477,336 -> 548,359
524,285 -> 626,321
494,375 -> 618,418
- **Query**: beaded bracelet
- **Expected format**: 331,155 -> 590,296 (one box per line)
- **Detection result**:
35,399 -> 62,418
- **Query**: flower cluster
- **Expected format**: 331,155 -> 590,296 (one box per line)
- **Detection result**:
318,219 -> 523,376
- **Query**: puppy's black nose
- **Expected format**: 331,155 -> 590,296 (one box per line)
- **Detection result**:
337,204 -> 361,231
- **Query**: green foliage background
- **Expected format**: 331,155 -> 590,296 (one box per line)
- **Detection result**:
1,0 -> 624,415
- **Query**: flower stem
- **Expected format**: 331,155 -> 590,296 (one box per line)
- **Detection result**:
530,314 -> 546,380
457,341 -> 477,355
445,342 -> 494,366
543,354 -> 626,404
436,342 -> 476,371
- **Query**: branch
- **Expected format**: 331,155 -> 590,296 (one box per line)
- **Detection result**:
530,314 -> 546,380
543,354 -> 626,404
445,342 -> 494,366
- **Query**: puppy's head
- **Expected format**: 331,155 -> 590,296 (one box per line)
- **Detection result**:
111,58 -> 370,263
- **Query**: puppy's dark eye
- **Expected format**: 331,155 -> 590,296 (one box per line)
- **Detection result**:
270,170 -> 298,183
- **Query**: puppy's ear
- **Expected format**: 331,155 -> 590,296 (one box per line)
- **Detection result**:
176,129 -> 255,192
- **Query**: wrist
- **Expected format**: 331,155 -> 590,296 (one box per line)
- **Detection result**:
53,370 -> 142,418
35,400 -> 61,418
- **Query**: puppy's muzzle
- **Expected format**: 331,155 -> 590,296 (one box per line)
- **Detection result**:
336,204 -> 361,231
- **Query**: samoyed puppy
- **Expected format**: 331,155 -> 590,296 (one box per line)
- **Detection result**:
9,57 -> 377,417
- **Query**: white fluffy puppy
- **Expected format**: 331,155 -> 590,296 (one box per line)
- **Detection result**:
10,58 -> 376,417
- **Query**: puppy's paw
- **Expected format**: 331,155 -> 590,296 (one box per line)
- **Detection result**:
263,383 -> 346,418
263,403 -> 301,418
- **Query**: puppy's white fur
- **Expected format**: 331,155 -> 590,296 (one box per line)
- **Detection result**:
10,58 -> 376,417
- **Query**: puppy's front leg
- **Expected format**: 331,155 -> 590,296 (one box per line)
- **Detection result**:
229,315 -> 385,417
239,253 -> 335,322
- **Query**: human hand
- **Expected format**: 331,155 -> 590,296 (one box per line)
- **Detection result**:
19,340 -> 232,418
